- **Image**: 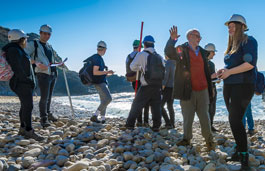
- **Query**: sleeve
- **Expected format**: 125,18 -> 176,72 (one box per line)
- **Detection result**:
24,41 -> 35,59
242,37 -> 258,66
162,62 -> 170,86
7,48 -> 31,83
164,38 -> 180,61
93,57 -> 101,67
130,52 -> 144,72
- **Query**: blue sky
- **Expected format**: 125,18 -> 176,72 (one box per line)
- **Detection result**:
1,0 -> 265,75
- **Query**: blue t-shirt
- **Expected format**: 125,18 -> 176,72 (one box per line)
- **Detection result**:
85,54 -> 106,84
224,36 -> 257,84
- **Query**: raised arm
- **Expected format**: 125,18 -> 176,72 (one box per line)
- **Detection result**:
164,26 -> 181,61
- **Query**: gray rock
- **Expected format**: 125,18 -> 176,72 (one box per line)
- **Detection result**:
58,149 -> 69,156
90,160 -> 103,166
52,131 -> 64,137
123,152 -> 134,161
85,153 -> 94,159
145,154 -> 154,164
66,161 -> 89,171
154,152 -> 164,162
10,146 -> 27,157
107,159 -> 118,166
65,143 -> 75,152
115,145 -> 125,153
181,165 -> 200,171
94,147 -> 108,155
216,164 -> 230,171
124,160 -> 137,169
7,164 -> 22,171
104,164 -> 111,171
15,140 -> 31,146
22,156 -> 35,169
79,132 -> 94,142
56,155 -> 69,167
47,145 -> 61,155
203,163 -> 216,171
97,139 -> 109,149
24,148 -> 42,157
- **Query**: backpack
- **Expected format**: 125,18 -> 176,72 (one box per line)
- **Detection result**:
144,51 -> 165,86
125,53 -> 137,82
0,51 -> 14,81
255,70 -> 265,95
79,57 -> 94,86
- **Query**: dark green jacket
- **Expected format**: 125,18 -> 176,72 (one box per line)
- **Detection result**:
164,38 -> 213,101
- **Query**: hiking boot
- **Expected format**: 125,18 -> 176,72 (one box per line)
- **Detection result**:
18,127 -> 26,136
240,152 -> 251,171
143,122 -> 150,127
206,141 -> 216,151
40,118 -> 51,128
24,129 -> 45,142
136,122 -> 143,127
177,139 -> 191,146
151,127 -> 160,132
48,113 -> 58,122
211,126 -> 219,132
90,115 -> 100,123
248,130 -> 256,137
101,120 -> 106,124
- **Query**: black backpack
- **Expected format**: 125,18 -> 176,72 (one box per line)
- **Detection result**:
255,69 -> 265,95
79,57 -> 94,86
144,51 -> 165,86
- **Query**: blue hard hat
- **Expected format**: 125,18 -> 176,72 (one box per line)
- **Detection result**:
143,35 -> 155,43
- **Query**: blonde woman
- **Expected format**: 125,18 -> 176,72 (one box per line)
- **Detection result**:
218,14 -> 257,170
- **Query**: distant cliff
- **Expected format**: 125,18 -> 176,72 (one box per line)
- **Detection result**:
0,26 -> 132,96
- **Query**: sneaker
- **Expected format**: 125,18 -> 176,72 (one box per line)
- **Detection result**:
90,115 -> 101,123
248,130 -> 256,137
24,129 -> 45,142
176,139 -> 191,146
48,113 -> 58,122
240,152 -> 251,171
206,141 -> 216,151
151,127 -> 160,132
40,118 -> 51,128
18,127 -> 26,136
211,126 -> 219,132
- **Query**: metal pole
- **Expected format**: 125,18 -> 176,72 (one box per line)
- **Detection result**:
62,68 -> 75,118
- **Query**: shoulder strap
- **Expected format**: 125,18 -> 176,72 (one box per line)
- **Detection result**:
33,40 -> 38,60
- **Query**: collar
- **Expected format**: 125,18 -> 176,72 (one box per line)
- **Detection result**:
144,47 -> 155,53
188,43 -> 200,56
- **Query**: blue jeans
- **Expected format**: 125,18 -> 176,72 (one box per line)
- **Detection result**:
243,103 -> 254,130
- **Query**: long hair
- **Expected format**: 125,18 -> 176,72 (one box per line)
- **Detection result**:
225,22 -> 248,55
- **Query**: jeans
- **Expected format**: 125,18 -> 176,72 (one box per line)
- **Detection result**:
37,73 -> 57,119
132,81 -> 150,123
94,83 -> 112,116
126,85 -> 162,128
161,87 -> 175,126
243,103 -> 254,130
223,84 -> 254,152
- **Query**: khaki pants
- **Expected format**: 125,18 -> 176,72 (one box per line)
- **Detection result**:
180,89 -> 213,143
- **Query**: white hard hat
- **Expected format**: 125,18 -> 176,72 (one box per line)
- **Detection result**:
8,29 -> 28,42
204,43 -> 217,52
40,24 -> 52,33
97,41 -> 107,49
225,14 -> 248,31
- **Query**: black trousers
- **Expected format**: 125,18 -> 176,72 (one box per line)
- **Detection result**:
223,84 -> 254,152
10,81 -> 33,131
209,85 -> 217,126
161,87 -> 175,126
132,81 -> 150,123
126,85 -> 162,128
37,73 -> 57,119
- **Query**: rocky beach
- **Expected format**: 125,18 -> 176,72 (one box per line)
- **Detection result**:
0,96 -> 265,171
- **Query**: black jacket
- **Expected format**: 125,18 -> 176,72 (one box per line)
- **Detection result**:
2,43 -> 34,89
164,38 -> 213,101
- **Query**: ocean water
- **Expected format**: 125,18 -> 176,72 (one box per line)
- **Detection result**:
53,84 -> 265,121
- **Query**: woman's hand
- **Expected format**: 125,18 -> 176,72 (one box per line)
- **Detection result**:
218,68 -> 231,79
